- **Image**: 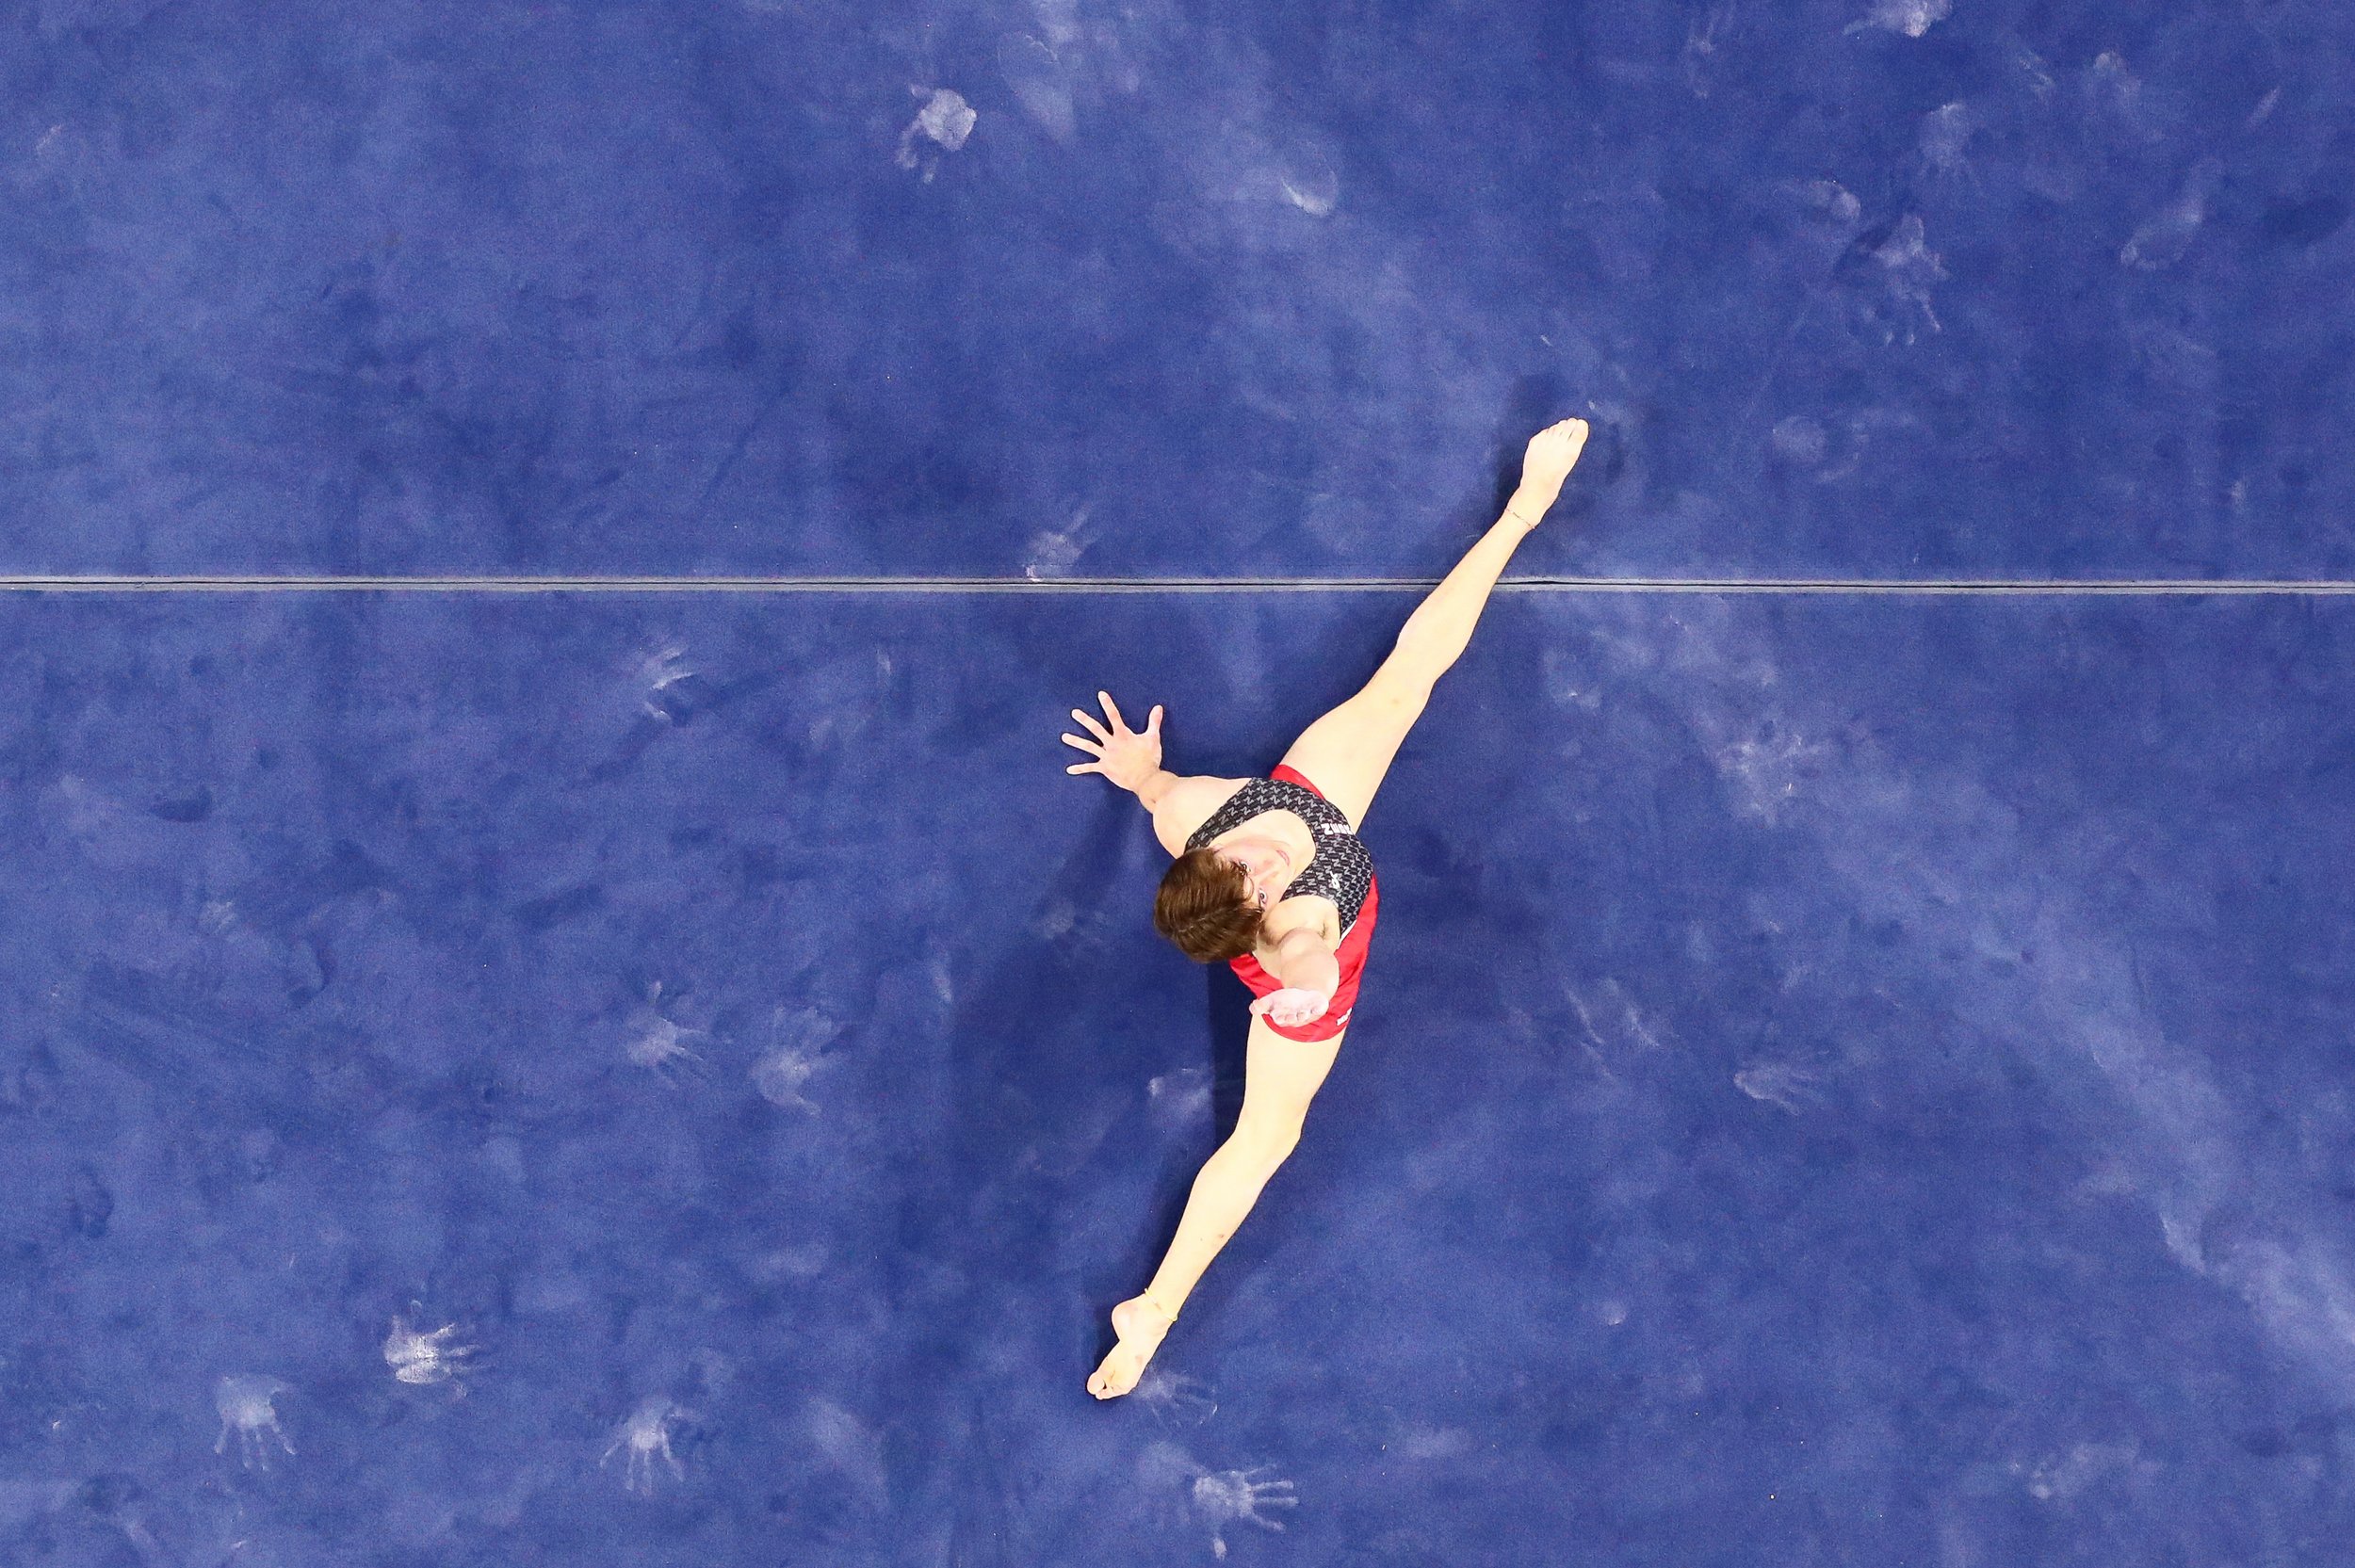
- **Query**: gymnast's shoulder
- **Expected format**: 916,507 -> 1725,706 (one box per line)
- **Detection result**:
1146,774 -> 1255,857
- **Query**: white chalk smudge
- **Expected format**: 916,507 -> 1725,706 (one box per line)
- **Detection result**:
1539,644 -> 1604,712
1799,182 -> 1856,222
1735,1059 -> 1825,1113
635,642 -> 694,721
1681,3 -> 1737,99
999,34 -> 1077,142
52,775 -> 129,842
1147,1064 -> 1214,1132
2084,52 -> 2161,144
2121,157 -> 2224,270
1771,415 -> 1829,468
897,88 -> 977,182
384,1310 -> 478,1387
1159,77 -> 1347,250
214,1375 -> 295,1471
1566,978 -> 1669,1078
1394,1423 -> 1472,1460
750,1046 -> 818,1112
1866,214 -> 1946,340
1191,1467 -> 1296,1558
2126,322 -> 2217,390
1716,723 -> 1829,821
1799,179 -> 1862,226
1132,1366 -> 1220,1426
748,1242 -> 829,1282
2020,1440 -> 2149,1502
1916,102 -> 1975,182
1139,1442 -> 1296,1560
1562,993 -> 1619,1081
1276,146 -> 1339,218
2014,42 -> 2056,98
804,1397 -> 890,1508
625,982 -> 706,1083
1846,0 -> 1949,38
1029,0 -> 1083,49
1032,891 -> 1117,951
752,1004 -> 836,1113
2087,52 -> 2138,112
602,1396 -> 692,1495
1024,507 -> 1092,579
1773,406 -> 1920,482
1024,530 -> 1084,578
913,89 -> 977,150
1605,978 -> 1667,1050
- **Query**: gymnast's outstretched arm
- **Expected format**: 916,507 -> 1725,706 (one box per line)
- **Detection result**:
1062,694 -> 1241,854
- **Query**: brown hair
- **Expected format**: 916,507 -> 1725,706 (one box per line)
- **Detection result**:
1153,849 -> 1263,962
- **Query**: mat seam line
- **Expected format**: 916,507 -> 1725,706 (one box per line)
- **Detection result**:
4,575 -> 2354,595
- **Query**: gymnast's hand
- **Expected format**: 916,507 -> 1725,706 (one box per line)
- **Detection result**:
1251,988 -> 1330,1029
1062,691 -> 1164,792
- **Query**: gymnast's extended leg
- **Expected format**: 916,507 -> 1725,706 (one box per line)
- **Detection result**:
1279,415 -> 1591,827
1087,1014 -> 1343,1399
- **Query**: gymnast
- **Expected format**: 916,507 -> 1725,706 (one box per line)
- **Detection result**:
1063,417 -> 1591,1398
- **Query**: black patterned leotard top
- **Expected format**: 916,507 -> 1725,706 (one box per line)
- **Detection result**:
1184,778 -> 1375,932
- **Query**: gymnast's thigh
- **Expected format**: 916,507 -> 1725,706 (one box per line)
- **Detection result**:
1231,1011 -> 1347,1150
1275,662 -> 1431,829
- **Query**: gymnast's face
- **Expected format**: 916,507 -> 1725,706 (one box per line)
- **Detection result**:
1220,837 -> 1291,910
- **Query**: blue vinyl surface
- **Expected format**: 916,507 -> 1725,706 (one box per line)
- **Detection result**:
10,1 -> 2355,1564
1,0 -> 2349,576
8,592 -> 2355,1563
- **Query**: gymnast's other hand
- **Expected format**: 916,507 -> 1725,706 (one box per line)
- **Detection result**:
1250,988 -> 1330,1029
1063,691 -> 1163,792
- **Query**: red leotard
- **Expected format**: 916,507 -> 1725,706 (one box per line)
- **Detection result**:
1226,765 -> 1380,1043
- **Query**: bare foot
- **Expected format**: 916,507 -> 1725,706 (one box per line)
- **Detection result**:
1087,1294 -> 1177,1400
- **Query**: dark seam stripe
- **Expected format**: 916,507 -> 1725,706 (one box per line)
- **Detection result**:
4,575 -> 2355,596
